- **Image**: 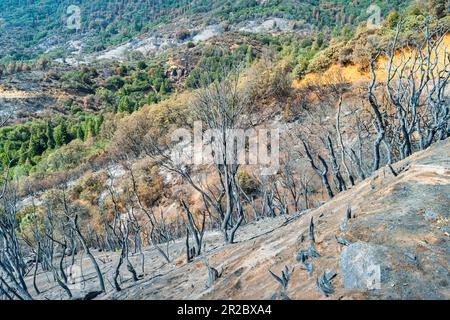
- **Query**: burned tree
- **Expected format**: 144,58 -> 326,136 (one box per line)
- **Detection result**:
0,183 -> 33,300
325,136 -> 347,192
269,266 -> 294,291
128,166 -> 173,263
104,170 -> 138,292
367,20 -> 450,167
335,96 -> 356,186
188,66 -> 249,244
302,141 -> 334,199
39,202 -> 74,299
51,188 -> 106,294
278,145 -> 302,213
181,200 -> 206,260
368,52 -> 388,172
205,261 -> 221,288
143,65 -> 250,244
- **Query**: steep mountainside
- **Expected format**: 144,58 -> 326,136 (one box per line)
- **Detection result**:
24,139 -> 450,300
1,1 -> 449,302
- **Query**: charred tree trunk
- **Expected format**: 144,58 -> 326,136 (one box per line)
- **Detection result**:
303,141 -> 334,199
180,200 -> 205,256
113,244 -> 124,292
33,245 -> 41,295
335,96 -> 356,186
326,136 -> 347,192
368,53 -> 387,173
72,215 -> 105,293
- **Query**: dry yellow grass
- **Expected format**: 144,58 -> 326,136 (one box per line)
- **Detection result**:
293,34 -> 450,89
0,88 -> 40,98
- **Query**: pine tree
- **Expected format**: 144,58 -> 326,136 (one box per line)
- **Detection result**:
27,134 -> 39,159
83,120 -> 96,140
76,126 -> 84,141
90,120 -> 96,137
159,82 -> 167,95
94,115 -> 104,135
53,122 -> 69,147
18,143 -> 27,165
118,96 -> 135,113
45,121 -> 55,149
245,45 -> 254,66
27,125 -> 46,159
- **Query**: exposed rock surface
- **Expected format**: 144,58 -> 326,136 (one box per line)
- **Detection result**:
340,243 -> 390,290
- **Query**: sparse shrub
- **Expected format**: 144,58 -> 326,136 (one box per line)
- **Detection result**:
185,41 -> 195,49
245,59 -> 292,103
238,170 -> 259,195
176,29 -> 191,41
137,61 -> 148,70
131,163 -> 165,207
71,171 -> 107,205
384,11 -> 401,29
338,46 -> 353,66
307,45 -> 339,73
104,76 -> 125,91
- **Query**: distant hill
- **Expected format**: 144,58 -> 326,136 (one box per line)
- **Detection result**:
0,0 -> 409,62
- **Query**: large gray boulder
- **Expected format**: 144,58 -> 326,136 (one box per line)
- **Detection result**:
340,242 -> 390,290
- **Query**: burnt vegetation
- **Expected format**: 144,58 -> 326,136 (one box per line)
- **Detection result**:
0,1 -> 449,300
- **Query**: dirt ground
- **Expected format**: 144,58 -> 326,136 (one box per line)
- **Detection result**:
25,139 -> 450,300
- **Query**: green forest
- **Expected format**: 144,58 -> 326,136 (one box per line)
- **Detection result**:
0,0 -> 409,62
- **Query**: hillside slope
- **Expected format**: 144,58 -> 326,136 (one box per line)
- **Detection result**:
26,138 -> 450,300
0,0 -> 409,62
197,139 -> 450,300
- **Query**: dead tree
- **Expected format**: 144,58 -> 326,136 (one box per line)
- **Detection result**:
368,52 -> 388,172
122,185 -> 146,276
295,159 -> 314,210
0,182 -> 33,300
335,96 -> 356,186
269,266 -> 294,291
112,217 -> 138,292
0,116 -> 34,300
42,243 -> 72,298
71,214 -> 105,293
59,190 -> 106,293
39,204 -> 76,299
272,182 -> 289,215
143,65 -> 249,244
420,24 -> 450,146
379,21 -> 449,159
279,148 -> 302,212
350,111 -> 369,181
384,23 -> 417,158
302,141 -> 334,199
205,261 -> 220,288
238,183 -> 261,221
317,271 -> 337,297
105,173 -> 138,291
190,67 -> 247,244
128,167 -> 172,263
180,200 -> 206,258
258,178 -> 277,218
308,216 -> 316,243
185,228 -> 193,263
325,136 -> 347,192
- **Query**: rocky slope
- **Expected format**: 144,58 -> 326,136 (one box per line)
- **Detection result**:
26,139 -> 450,300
